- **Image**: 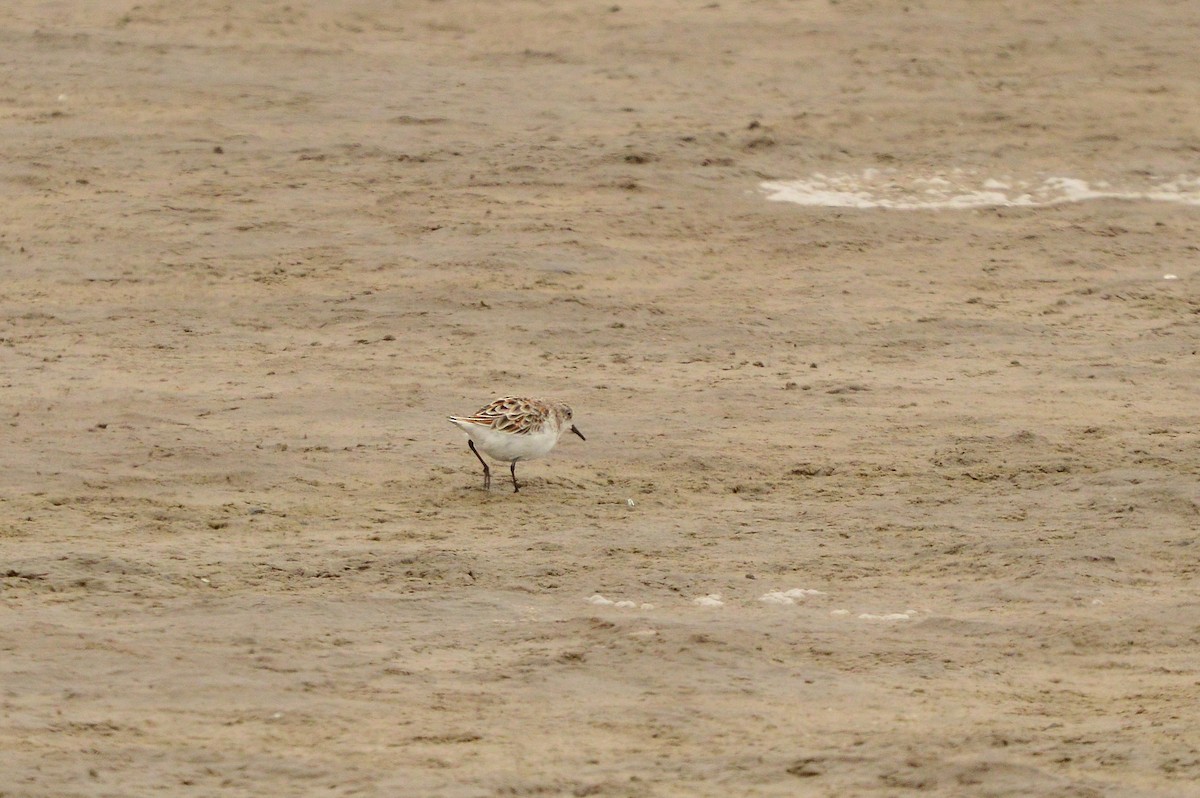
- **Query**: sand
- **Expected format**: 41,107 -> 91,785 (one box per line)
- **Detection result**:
3,1 -> 1199,795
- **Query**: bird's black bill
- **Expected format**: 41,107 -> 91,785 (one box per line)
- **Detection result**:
571,425 -> 586,441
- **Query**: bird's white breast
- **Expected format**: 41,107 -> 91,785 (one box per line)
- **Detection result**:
451,420 -> 561,463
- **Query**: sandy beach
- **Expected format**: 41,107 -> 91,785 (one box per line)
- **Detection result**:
3,1 -> 1199,795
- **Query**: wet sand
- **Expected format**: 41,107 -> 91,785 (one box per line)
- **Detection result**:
3,1 -> 1199,795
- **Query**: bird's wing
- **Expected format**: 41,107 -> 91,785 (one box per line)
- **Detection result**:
456,397 -> 542,435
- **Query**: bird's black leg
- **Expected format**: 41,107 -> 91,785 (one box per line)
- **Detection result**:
510,461 -> 520,493
468,440 -> 490,490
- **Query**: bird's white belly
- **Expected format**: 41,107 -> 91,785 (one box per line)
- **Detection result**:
461,424 -> 559,463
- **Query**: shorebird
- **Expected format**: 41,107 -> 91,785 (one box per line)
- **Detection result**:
448,396 -> 585,492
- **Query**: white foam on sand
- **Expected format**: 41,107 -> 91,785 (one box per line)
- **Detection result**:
693,594 -> 725,607
857,610 -> 917,621
761,171 -> 1200,210
829,608 -> 919,621
587,594 -> 654,610
759,588 -> 827,605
